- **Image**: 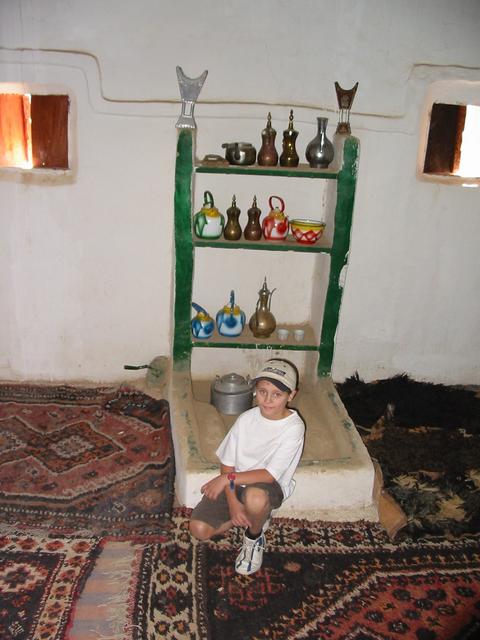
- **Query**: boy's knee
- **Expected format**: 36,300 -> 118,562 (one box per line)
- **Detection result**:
243,487 -> 270,513
189,519 -> 213,541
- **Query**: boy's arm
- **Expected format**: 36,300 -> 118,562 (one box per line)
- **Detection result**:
221,465 -> 251,528
200,466 -> 275,500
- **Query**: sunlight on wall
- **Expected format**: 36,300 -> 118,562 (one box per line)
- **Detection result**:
457,105 -> 480,179
0,93 -> 33,169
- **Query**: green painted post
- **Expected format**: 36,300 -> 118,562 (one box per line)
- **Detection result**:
318,136 -> 359,377
173,129 -> 194,368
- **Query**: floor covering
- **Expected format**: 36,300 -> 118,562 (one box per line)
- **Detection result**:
0,381 -> 479,640
0,384 -> 174,537
336,375 -> 480,538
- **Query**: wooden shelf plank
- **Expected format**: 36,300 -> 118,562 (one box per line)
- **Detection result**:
194,236 -> 331,253
195,162 -> 339,179
192,325 -> 318,351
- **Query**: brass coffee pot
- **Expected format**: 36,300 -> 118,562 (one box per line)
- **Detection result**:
280,109 -> 299,167
249,277 -> 277,338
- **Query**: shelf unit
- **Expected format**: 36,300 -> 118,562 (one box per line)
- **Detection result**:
173,129 -> 359,377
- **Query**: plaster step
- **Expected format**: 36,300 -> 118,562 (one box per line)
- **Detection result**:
168,366 -> 378,522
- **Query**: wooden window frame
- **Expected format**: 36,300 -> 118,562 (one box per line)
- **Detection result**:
423,103 -> 466,176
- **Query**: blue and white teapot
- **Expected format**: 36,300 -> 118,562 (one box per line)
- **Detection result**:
191,302 -> 214,339
216,290 -> 245,338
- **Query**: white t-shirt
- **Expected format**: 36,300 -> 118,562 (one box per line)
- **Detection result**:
215,406 -> 305,500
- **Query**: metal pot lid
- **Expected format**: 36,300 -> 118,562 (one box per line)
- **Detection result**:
222,142 -> 255,149
212,373 -> 253,394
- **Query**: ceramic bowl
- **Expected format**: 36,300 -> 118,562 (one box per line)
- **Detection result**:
290,219 -> 326,245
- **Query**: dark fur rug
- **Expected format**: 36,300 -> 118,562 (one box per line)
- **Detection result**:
336,373 -> 480,434
336,374 -> 480,538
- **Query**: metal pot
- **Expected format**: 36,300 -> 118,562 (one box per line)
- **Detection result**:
222,142 -> 257,166
210,372 -> 254,415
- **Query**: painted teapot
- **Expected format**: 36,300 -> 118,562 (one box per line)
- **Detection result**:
216,290 -> 246,337
191,302 -> 214,339
194,190 -> 225,239
262,195 -> 289,240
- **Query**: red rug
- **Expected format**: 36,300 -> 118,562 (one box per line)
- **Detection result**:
0,384 -> 174,537
0,531 -> 100,640
129,510 -> 480,640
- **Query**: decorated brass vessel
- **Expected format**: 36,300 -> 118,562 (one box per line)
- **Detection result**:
249,278 -> 277,338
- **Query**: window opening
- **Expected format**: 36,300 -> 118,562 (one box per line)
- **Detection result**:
0,93 -> 69,169
424,102 -> 480,179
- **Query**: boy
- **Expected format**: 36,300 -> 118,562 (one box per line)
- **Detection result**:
189,358 -> 305,575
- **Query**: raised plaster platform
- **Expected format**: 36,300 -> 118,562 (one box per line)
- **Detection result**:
167,364 -> 378,522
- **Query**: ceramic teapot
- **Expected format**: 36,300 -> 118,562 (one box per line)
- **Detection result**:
216,290 -> 246,337
193,190 -> 225,239
191,302 -> 214,339
262,195 -> 289,241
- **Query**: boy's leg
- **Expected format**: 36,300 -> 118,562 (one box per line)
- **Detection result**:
189,517 -> 232,541
239,481 -> 283,535
189,491 -> 233,541
241,486 -> 272,537
235,482 -> 283,576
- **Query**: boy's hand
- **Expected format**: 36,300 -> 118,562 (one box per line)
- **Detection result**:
200,474 -> 228,500
229,501 -> 252,528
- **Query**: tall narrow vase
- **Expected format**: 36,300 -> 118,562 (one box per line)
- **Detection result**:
305,117 -> 334,168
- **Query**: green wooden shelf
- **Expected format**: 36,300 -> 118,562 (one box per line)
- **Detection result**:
173,129 -> 359,379
194,236 -> 332,253
195,163 -> 339,179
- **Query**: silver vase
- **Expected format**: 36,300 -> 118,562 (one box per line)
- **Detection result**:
305,117 -> 334,168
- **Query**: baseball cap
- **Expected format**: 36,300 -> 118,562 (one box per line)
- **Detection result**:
254,358 -> 298,393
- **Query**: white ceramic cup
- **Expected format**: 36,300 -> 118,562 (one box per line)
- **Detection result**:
277,328 -> 289,341
293,329 -> 305,342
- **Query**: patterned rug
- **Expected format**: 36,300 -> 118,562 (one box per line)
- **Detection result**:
0,531 -> 100,640
336,375 -> 480,538
0,384 -> 175,537
128,510 -> 480,640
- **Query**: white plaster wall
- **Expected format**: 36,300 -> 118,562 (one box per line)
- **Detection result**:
0,0 -> 479,384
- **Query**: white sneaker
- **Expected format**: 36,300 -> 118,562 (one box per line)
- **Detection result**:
235,532 -> 266,576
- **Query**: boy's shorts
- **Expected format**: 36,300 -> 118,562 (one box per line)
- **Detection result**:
191,481 -> 284,530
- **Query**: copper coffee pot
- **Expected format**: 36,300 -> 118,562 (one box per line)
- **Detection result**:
243,196 -> 262,241
257,112 -> 278,166
224,195 -> 242,241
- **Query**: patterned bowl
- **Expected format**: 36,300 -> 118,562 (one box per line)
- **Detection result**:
290,219 -> 326,245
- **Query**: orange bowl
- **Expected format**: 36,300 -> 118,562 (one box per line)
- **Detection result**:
290,219 -> 326,244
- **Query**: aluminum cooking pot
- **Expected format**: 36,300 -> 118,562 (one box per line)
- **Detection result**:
210,372 -> 254,415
